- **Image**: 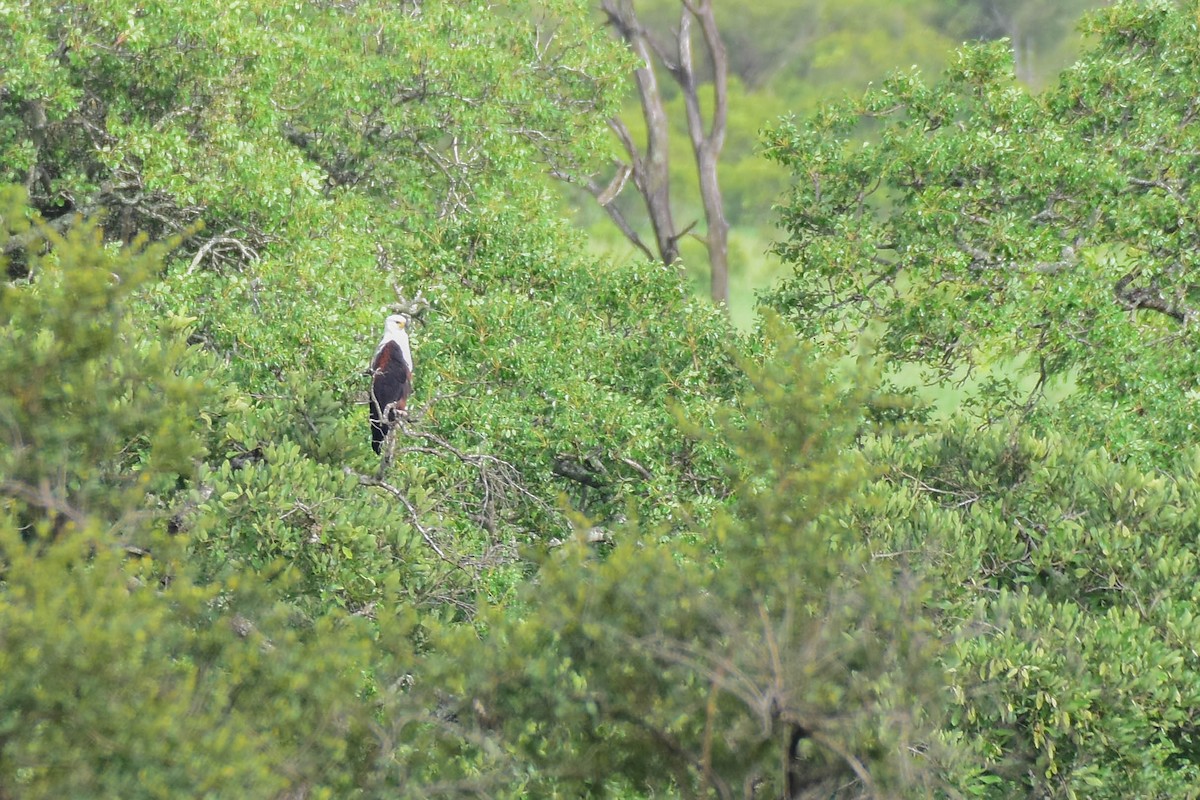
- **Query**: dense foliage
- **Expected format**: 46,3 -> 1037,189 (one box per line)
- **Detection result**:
427,332 -> 944,798
763,1 -> 1200,796
4,1 -> 1200,798
764,0 -> 1200,458
0,186 -> 397,798
863,422 -> 1200,797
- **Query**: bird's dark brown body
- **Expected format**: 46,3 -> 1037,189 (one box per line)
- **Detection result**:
369,317 -> 414,454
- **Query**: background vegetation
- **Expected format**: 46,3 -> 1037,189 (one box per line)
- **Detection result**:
572,0 -> 1113,323
5,1 -> 1199,798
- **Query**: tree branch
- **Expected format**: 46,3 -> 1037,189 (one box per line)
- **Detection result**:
1113,269 -> 1192,323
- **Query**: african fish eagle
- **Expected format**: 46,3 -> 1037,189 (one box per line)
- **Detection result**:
369,314 -> 414,454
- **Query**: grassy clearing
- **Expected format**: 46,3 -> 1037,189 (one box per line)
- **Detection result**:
885,356 -> 1078,419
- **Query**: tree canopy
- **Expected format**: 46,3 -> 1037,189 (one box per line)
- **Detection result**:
4,1 -> 1200,799
763,0 -> 1200,458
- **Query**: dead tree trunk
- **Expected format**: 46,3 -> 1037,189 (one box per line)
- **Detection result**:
595,0 -> 731,306
677,0 -> 730,306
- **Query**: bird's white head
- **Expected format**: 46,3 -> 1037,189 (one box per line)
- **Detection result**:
384,314 -> 408,338
382,313 -> 414,372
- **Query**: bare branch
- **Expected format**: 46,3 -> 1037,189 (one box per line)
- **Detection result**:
187,233 -> 260,273
595,162 -> 632,207
1,211 -> 79,257
615,453 -> 652,480
584,176 -> 657,261
599,0 -> 681,268
1113,269 -> 1193,323
607,116 -> 642,170
559,159 -> 656,261
349,467 -> 452,562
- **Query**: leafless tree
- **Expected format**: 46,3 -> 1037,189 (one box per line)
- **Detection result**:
591,0 -> 731,306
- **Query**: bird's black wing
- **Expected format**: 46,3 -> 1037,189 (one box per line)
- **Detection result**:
369,341 -> 412,454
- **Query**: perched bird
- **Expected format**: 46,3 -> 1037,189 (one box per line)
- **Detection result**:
368,314 -> 414,454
